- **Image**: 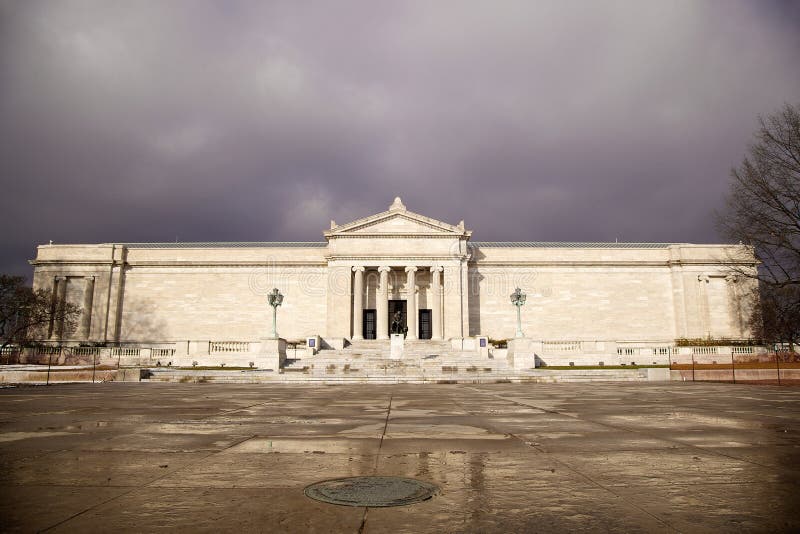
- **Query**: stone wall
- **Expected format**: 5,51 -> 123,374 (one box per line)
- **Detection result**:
469,243 -> 757,341
32,244 -> 328,343
30,240 -> 756,345
470,266 -> 676,340
118,266 -> 327,341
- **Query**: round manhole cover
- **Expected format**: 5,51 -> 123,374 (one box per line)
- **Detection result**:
304,476 -> 438,507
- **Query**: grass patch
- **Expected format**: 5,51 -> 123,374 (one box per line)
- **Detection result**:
174,366 -> 253,370
45,366 -> 117,372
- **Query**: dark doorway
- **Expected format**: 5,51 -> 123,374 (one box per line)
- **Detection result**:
419,309 -> 432,339
388,300 -> 407,337
363,309 -> 376,340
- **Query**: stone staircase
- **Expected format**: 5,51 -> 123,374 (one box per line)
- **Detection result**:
138,339 -> 671,384
281,339 -> 512,382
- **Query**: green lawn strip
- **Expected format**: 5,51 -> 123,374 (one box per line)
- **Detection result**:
173,366 -> 254,370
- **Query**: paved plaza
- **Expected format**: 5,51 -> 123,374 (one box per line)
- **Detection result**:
1,382 -> 799,532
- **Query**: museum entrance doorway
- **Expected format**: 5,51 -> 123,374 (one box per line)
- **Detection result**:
419,309 -> 432,339
388,300 -> 407,337
363,309 -> 376,339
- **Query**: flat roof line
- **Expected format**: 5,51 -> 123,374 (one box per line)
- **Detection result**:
113,242 -> 328,249
106,241 -> 696,250
470,242 -> 679,249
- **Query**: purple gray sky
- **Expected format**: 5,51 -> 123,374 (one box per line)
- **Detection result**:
1,0 -> 799,277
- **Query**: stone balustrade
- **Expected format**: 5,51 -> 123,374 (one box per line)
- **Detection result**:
71,347 -> 101,356
8,338 -> 782,372
209,341 -> 251,354
110,348 -> 140,357
542,341 -> 582,353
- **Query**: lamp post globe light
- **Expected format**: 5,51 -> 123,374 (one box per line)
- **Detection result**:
510,287 -> 526,338
268,288 -> 284,338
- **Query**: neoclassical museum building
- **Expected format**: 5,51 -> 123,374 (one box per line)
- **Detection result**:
30,197 -> 757,362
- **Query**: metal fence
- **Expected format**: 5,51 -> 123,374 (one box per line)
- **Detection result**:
670,351 -> 800,385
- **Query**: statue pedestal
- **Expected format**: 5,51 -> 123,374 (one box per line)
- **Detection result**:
390,334 -> 404,359
257,337 -> 287,370
507,338 -> 541,370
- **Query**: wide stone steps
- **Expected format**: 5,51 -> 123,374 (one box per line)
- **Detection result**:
141,368 -> 651,384
284,354 -> 511,376
137,341 -> 660,384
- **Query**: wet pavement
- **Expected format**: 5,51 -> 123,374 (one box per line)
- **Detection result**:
0,382 -> 798,533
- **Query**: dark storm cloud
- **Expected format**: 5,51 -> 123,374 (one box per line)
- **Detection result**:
1,0 -> 799,276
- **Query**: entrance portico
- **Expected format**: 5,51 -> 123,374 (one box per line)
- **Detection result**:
350,264 -> 444,341
323,197 -> 471,343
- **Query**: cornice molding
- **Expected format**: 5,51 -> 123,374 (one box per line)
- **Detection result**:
327,233 -> 467,239
327,255 -> 467,262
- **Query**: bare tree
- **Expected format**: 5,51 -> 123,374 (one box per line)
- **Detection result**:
0,275 -> 81,358
744,284 -> 800,349
717,103 -> 800,345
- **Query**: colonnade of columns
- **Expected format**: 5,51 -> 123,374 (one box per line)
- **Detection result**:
48,275 -> 95,340
351,265 -> 444,341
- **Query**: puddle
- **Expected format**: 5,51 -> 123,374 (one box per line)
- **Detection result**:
227,438 -> 376,454
0,431 -> 73,443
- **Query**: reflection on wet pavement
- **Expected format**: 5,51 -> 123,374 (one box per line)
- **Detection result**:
1,382 -> 799,532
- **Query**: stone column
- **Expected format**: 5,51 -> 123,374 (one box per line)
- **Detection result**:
52,276 -> 68,340
80,276 -> 95,340
377,266 -> 390,340
405,266 -> 418,340
352,266 -> 365,341
430,266 -> 443,340
698,274 -> 710,337
48,277 -> 61,340
460,259 -> 470,337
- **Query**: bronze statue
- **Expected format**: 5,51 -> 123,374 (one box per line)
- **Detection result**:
390,311 -> 408,338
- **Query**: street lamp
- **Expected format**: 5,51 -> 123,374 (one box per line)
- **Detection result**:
268,288 -> 284,338
510,287 -> 526,338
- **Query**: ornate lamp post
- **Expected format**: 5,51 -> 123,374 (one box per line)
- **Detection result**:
510,287 -> 526,338
268,288 -> 284,338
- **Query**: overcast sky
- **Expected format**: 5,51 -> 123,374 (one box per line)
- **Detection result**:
1,0 -> 799,277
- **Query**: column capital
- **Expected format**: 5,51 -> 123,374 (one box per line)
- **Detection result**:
352,266 -> 365,273
84,275 -> 96,281
697,274 -> 709,283
55,276 -> 67,281
378,266 -> 391,273
405,266 -> 418,273
430,265 -> 443,273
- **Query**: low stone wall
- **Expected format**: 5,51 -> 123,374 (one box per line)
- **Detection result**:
670,368 -> 800,384
17,341 -> 795,375
0,366 -> 143,384
12,340 -> 298,370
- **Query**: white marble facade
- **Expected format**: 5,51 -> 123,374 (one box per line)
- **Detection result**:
30,197 -> 758,347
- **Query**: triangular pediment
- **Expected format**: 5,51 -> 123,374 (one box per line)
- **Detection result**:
349,213 -> 454,234
325,197 -> 470,238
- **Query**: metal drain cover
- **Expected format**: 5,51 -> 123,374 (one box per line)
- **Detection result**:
304,476 -> 438,507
